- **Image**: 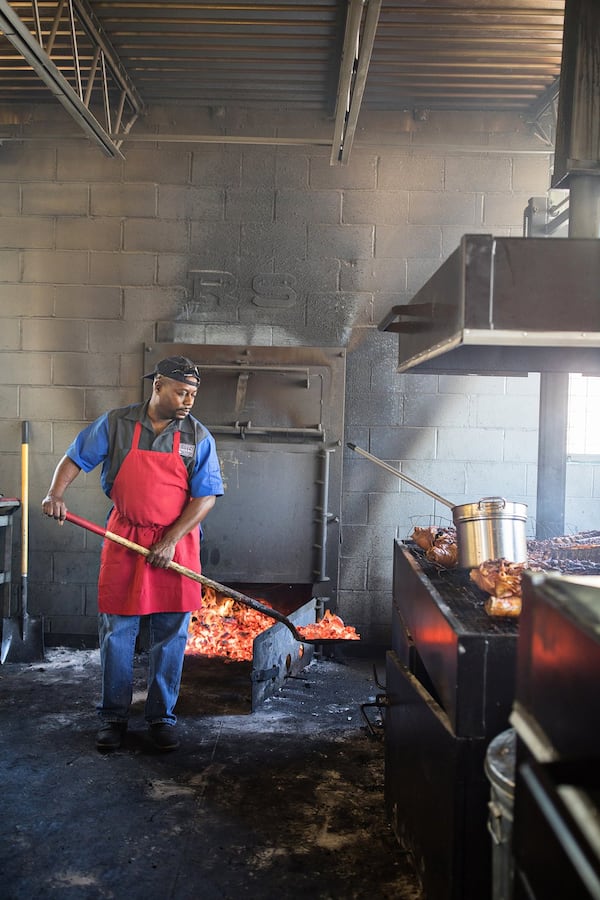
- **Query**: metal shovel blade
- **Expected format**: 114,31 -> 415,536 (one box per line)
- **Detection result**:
1,603 -> 45,664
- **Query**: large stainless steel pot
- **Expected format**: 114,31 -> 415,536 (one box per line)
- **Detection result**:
348,444 -> 528,568
452,497 -> 527,568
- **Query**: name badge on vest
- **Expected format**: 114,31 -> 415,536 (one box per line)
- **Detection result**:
179,442 -> 195,459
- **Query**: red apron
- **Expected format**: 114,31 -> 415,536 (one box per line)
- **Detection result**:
98,421 -> 201,615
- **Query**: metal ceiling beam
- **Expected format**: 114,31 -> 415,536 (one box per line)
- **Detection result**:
72,0 -> 143,114
524,75 -> 560,145
0,0 -> 144,157
330,0 -> 382,165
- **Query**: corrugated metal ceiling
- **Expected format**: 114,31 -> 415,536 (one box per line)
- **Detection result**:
0,0 -> 564,113
367,1 -> 564,110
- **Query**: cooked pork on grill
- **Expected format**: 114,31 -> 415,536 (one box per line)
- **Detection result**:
411,526 -> 458,568
483,594 -> 523,617
469,558 -> 525,597
411,530 -> 600,617
469,558 -> 527,617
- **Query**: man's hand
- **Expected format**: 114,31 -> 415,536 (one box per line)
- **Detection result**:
41,456 -> 82,525
147,537 -> 177,568
145,496 -> 216,568
42,493 -> 67,524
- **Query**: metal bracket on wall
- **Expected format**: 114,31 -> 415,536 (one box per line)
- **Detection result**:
200,363 -> 321,437
0,0 -> 144,158
523,76 -> 560,147
523,194 -> 569,238
209,422 -> 325,441
234,372 -> 250,417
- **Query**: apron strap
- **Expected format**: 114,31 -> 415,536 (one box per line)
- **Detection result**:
131,421 -> 142,450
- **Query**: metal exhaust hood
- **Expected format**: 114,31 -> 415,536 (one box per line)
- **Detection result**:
378,234 -> 600,376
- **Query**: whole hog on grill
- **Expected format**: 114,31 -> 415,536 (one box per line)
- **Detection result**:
410,527 -> 524,617
411,527 -> 600,619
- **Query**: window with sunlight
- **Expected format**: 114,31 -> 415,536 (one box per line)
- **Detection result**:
568,374 -> 600,456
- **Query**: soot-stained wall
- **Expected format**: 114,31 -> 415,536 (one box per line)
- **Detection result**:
1,103 -> 584,645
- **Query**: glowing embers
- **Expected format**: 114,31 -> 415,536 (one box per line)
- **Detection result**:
185,587 -> 360,662
296,610 -> 360,642
186,587 -> 273,661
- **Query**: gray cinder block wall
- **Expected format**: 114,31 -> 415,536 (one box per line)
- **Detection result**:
0,103 -> 592,645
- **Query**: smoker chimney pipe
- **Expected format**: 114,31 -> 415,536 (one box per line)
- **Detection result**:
536,0 -> 600,539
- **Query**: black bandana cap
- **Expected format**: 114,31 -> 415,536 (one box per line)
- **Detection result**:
143,356 -> 201,386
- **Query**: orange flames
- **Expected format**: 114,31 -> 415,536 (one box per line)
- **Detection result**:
185,588 -> 360,662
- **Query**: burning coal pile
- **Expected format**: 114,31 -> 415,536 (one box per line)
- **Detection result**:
185,587 -> 359,661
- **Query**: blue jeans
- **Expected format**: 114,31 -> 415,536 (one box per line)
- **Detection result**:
97,612 -> 191,726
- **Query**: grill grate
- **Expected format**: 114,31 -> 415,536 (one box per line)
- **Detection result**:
403,543 -> 518,636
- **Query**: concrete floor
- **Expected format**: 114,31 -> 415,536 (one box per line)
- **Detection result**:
0,645 -> 423,900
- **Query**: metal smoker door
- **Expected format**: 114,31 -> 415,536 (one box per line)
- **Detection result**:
201,442 -> 330,585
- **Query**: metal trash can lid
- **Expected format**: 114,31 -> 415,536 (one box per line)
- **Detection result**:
485,727 -> 516,792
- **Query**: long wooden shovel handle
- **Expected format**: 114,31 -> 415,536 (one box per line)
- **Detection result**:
21,421 -> 29,577
63,510 -> 311,641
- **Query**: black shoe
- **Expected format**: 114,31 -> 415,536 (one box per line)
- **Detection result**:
148,723 -> 180,751
96,722 -> 127,752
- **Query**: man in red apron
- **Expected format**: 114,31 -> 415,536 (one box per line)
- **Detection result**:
42,357 -> 224,752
